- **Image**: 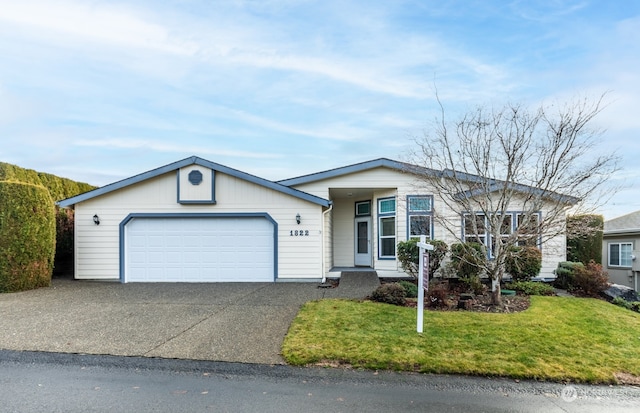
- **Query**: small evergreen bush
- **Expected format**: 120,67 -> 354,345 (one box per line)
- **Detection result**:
397,238 -> 448,278
450,242 -> 486,278
611,296 -> 632,310
553,261 -> 584,290
398,280 -> 418,298
506,281 -> 555,296
505,246 -> 542,281
370,283 -> 407,306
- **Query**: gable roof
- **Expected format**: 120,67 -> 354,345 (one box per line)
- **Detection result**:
278,158 -> 578,205
277,158 -> 438,186
57,156 -> 331,208
604,210 -> 640,235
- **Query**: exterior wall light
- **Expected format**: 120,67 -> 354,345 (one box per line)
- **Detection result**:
93,214 -> 100,225
296,213 -> 301,224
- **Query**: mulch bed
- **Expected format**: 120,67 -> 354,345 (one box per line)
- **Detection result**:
378,278 -> 531,313
409,293 -> 531,313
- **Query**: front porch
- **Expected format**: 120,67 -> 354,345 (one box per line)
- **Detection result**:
326,267 -> 408,279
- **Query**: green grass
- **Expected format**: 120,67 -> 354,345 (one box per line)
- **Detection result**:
282,296 -> 640,383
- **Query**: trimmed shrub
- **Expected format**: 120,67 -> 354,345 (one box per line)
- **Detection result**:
397,238 -> 448,278
566,214 -> 603,264
553,261 -> 584,290
506,281 -> 555,296
398,280 -> 418,298
450,242 -> 486,278
505,246 -> 542,282
612,297 -> 632,310
572,260 -> 609,297
370,283 -> 407,306
459,275 -> 485,295
0,181 -> 56,292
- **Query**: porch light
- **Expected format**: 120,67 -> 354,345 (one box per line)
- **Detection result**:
296,213 -> 301,224
93,214 -> 100,225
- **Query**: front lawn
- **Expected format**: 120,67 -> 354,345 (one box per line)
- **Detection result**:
282,296 -> 640,383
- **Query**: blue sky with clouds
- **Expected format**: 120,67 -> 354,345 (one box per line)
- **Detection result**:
0,0 -> 638,218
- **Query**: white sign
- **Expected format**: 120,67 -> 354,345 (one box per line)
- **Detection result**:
416,235 -> 434,334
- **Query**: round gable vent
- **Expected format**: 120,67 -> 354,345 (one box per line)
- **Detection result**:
188,170 -> 203,185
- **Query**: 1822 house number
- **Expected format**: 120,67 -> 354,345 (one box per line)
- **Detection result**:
290,230 -> 309,236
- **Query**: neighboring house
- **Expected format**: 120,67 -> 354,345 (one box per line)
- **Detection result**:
602,210 -> 640,290
58,156 -> 569,283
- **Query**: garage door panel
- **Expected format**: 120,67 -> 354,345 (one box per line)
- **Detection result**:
125,216 -> 274,282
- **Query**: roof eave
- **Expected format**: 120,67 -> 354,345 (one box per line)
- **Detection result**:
57,156 -> 330,208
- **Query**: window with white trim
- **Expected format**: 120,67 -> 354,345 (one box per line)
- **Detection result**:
608,242 -> 633,267
407,195 -> 433,239
378,197 -> 396,259
355,200 -> 371,217
463,213 -> 487,245
462,211 -> 541,257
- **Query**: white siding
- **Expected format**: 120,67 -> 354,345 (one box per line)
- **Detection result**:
178,165 -> 213,202
74,170 -> 324,281
294,166 -> 568,278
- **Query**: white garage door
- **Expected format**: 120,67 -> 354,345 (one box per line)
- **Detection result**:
125,216 -> 274,282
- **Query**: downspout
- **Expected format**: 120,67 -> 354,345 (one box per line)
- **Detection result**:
321,202 -> 333,284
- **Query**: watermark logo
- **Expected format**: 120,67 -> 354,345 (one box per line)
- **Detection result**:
561,385 -> 578,402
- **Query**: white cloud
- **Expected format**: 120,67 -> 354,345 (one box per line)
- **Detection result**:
0,0 -> 197,55
73,138 -> 282,159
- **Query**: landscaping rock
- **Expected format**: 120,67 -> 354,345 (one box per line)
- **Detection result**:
602,284 -> 639,302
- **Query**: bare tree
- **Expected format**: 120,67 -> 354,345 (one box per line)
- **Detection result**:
407,94 -> 619,305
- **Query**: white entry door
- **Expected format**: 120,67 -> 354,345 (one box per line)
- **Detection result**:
354,217 -> 372,266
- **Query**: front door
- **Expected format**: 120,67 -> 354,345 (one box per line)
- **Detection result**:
354,217 -> 372,266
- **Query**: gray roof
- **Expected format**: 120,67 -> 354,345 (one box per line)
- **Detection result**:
57,156 -> 331,208
278,158 -> 578,205
604,210 -> 640,235
276,158 -> 437,186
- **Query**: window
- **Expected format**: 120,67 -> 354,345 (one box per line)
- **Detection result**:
378,197 -> 396,259
609,242 -> 633,267
355,201 -> 371,217
462,211 -> 541,257
463,213 -> 487,245
516,213 -> 539,247
407,195 -> 433,238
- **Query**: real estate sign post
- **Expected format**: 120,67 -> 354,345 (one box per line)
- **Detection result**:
417,235 -> 434,333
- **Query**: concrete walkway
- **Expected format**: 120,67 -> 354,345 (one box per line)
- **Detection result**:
0,273 -> 380,365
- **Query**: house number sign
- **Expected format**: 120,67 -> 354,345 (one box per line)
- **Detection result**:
290,230 -> 310,236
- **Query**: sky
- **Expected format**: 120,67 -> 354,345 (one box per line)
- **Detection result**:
0,0 -> 639,219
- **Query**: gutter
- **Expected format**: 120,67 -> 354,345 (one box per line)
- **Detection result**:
321,202 -> 334,283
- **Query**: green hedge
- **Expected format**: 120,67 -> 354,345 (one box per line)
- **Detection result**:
0,161 -> 96,281
566,215 -> 603,264
0,181 -> 56,292
0,162 -> 95,202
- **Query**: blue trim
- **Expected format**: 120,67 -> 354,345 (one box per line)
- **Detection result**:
58,156 -> 330,208
354,200 -> 371,217
177,168 -> 217,204
119,212 -> 278,283
405,195 -> 434,240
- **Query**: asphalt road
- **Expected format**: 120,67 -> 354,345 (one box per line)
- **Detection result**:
1,351 -> 639,413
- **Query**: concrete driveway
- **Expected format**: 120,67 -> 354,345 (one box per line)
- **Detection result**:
0,274 -> 379,364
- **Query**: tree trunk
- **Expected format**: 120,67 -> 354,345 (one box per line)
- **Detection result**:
491,277 -> 502,306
